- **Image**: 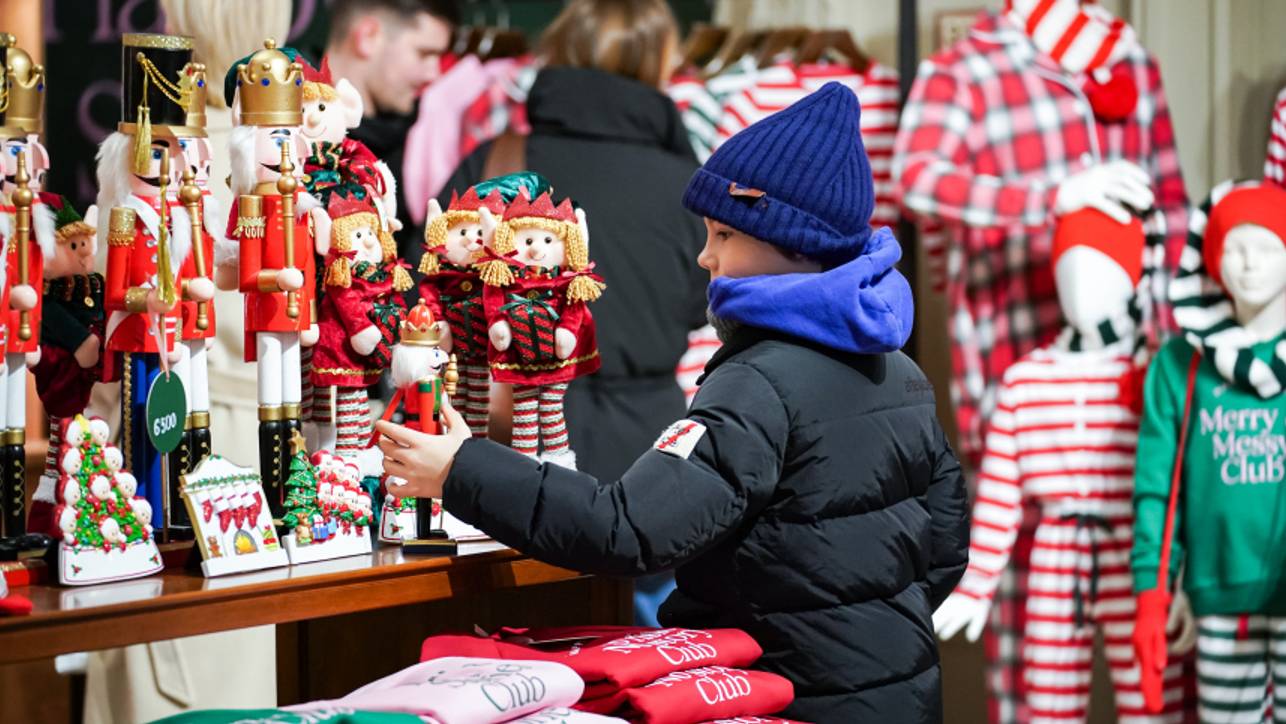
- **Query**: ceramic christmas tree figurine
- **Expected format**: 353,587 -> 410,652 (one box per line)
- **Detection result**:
171,60 -> 221,504
379,300 -> 458,542
1133,181 -> 1286,715
0,34 -> 56,537
28,200 -> 104,537
225,39 -> 322,515
278,430 -> 372,563
310,197 -> 411,455
53,415 -> 162,585
479,189 -> 604,468
96,33 -> 210,528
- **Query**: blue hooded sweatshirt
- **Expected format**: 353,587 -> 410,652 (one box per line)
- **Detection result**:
706,226 -> 914,355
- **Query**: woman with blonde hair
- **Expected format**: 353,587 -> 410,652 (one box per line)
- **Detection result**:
435,0 -> 707,488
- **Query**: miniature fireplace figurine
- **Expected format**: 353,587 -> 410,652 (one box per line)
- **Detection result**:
478,189 -> 604,469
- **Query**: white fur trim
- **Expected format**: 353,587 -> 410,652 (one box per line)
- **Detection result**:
94,132 -> 134,253
32,203 -> 56,261
228,126 -> 257,199
297,190 -> 321,217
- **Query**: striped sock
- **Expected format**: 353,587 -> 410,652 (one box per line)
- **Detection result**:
462,361 -> 490,438
511,387 -> 540,458
45,418 -> 63,475
300,346 -> 314,422
1197,615 -> 1271,723
335,388 -> 371,457
538,384 -> 569,455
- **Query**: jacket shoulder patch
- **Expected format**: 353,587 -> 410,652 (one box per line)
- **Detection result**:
653,420 -> 707,459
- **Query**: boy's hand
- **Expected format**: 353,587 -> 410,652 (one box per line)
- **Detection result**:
932,592 -> 989,642
376,399 -> 470,500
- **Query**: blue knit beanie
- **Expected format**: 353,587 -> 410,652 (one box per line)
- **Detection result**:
683,82 -> 875,265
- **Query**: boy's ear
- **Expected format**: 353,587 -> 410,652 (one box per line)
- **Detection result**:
335,78 -> 365,128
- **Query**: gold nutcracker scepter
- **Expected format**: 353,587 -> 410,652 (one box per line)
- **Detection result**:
13,153 -> 32,341
276,142 -> 299,319
179,166 -> 208,330
156,153 -> 178,308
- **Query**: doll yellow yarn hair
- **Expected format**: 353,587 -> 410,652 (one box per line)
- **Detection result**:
420,186 -> 505,276
325,200 -> 380,288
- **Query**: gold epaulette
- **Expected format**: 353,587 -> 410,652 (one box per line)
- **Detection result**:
108,207 -> 136,247
235,195 -> 265,239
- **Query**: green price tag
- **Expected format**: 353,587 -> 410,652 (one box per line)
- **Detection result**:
146,372 -> 188,454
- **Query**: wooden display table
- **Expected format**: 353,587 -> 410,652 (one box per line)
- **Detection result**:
0,546 -> 633,719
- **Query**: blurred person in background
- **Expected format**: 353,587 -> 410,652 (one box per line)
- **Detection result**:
436,0 -> 708,624
325,0 -> 459,227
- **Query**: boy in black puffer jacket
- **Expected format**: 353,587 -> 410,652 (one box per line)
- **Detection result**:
376,83 -> 969,723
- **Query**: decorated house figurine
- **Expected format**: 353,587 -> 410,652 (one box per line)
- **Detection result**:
170,60 -> 220,509
379,300 -> 457,541
225,39 -> 322,516
311,196 -> 411,455
1133,181 -> 1286,715
96,33 -> 211,528
53,415 -> 162,585
28,200 -> 104,537
478,190 -> 604,468
0,34 -> 55,537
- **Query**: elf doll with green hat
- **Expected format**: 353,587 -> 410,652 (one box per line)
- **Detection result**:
372,82 -> 968,723
1132,180 -> 1286,718
27,199 -> 106,537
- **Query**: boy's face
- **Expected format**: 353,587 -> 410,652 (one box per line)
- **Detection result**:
698,218 -> 822,280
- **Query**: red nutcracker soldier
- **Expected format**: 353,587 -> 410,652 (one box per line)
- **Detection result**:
226,40 -> 321,515
382,300 -> 457,537
311,197 -> 411,455
0,35 -> 56,537
479,190 -> 604,469
169,61 -> 218,528
96,33 -> 210,527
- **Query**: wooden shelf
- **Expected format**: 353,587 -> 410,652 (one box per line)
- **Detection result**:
0,546 -> 594,665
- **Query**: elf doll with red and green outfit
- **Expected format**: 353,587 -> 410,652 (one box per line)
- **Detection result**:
477,189 -> 604,469
1132,181 -> 1286,718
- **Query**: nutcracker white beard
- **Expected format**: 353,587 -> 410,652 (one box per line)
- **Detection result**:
390,344 -> 449,390
228,125 -> 258,199
93,132 -> 134,253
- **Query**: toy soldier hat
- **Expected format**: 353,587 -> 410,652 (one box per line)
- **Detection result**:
400,300 -> 442,347
119,33 -> 194,137
0,34 -> 46,136
232,39 -> 304,127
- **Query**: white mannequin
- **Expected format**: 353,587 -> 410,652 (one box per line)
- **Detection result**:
934,247 -> 1198,652
1219,224 -> 1286,340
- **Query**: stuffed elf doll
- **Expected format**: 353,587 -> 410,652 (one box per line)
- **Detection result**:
0,34 -> 56,537
418,172 -> 551,438
310,197 -> 411,455
478,189 -> 604,468
27,200 -> 104,537
1133,181 -> 1286,717
225,39 -> 323,514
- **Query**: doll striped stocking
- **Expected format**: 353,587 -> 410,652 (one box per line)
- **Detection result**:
538,384 -> 569,456
1196,616 -> 1286,723
311,386 -> 372,457
459,360 -> 490,438
300,346 -> 315,424
511,386 -> 540,458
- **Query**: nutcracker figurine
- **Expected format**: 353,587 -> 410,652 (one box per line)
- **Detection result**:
96,33 -> 210,526
226,39 -> 321,516
311,196 -> 411,455
28,199 -> 103,537
170,60 -> 218,527
0,35 -> 56,537
382,300 -> 457,537
479,190 -> 604,468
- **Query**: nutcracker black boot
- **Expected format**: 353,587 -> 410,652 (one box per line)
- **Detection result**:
259,406 -> 285,521
281,403 -> 302,499
2,430 -> 26,537
166,421 -> 192,530
188,411 -> 212,469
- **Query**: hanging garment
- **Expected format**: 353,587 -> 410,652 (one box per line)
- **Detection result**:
458,60 -> 538,163
960,345 -> 1192,722
1265,86 -> 1286,187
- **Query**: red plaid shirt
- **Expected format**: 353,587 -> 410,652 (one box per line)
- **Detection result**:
892,11 -> 1188,465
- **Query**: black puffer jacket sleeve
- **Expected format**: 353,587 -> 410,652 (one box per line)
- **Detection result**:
924,421 -> 969,609
442,362 -> 789,576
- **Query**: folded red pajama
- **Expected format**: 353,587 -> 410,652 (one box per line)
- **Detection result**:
576,667 -> 794,724
421,626 -> 763,699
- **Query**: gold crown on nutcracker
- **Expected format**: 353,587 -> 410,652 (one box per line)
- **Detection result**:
400,300 -> 442,347
235,39 -> 303,126
180,61 -> 208,136
0,33 -> 46,135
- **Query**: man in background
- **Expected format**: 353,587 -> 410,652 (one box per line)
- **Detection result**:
325,0 -> 459,228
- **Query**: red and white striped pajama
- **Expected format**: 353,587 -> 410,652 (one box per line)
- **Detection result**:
959,346 -> 1192,723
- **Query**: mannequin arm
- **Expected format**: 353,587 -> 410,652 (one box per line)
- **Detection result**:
893,61 -> 1057,234
1131,340 -> 1188,595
